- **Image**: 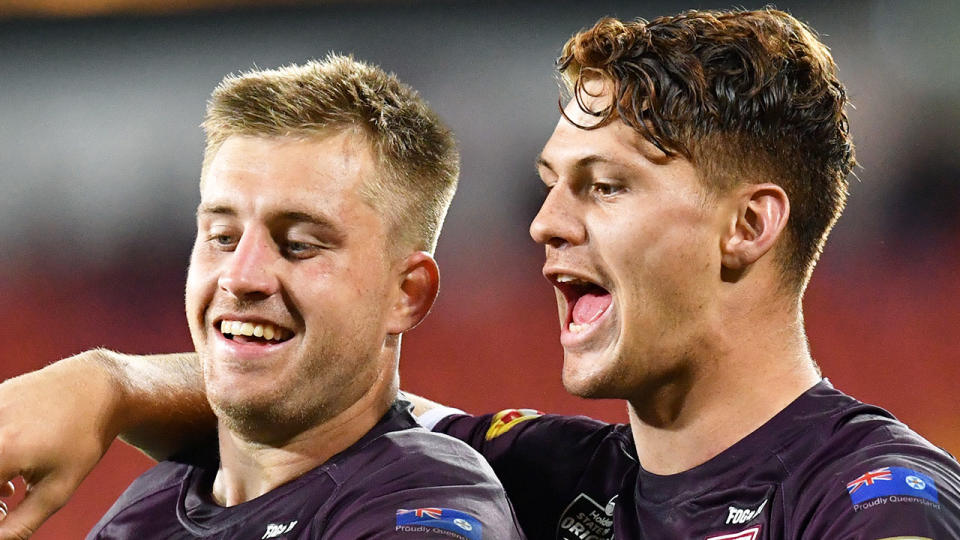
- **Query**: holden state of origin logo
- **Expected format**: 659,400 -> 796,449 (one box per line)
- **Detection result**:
556,493 -> 616,540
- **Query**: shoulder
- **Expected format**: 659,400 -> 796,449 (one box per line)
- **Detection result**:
775,383 -> 956,480
87,461 -> 190,538
791,392 -> 959,488
432,410 -> 632,539
436,409 -> 628,456
433,409 -> 633,486
786,395 -> 960,537
103,460 -> 188,512
334,425 -> 507,496
319,425 -> 525,539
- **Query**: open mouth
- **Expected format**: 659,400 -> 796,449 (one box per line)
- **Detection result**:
218,319 -> 293,344
553,275 -> 613,333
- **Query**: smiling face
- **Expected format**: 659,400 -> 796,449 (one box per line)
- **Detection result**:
186,131 -> 400,442
532,95 -> 730,401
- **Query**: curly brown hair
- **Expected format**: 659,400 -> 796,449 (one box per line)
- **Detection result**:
558,8 -> 856,291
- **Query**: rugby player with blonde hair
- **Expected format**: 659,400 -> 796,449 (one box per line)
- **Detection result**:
1,55 -> 525,540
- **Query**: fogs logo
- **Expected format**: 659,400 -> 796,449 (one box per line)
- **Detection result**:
262,520 -> 298,539
726,500 -> 767,525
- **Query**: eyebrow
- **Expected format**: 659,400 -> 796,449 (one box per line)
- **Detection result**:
535,153 -> 620,173
196,204 -> 343,236
196,203 -> 235,217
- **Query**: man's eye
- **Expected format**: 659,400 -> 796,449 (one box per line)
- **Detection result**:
591,182 -> 622,197
207,234 -> 237,248
284,241 -> 319,258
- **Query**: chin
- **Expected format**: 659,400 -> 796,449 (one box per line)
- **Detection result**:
211,393 -> 275,425
562,365 -> 616,399
564,379 -> 625,400
561,347 -> 636,400
213,396 -> 316,443
210,383 -> 281,419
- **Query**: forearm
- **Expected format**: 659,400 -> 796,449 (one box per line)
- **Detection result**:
96,349 -> 216,461
0,349 -> 215,537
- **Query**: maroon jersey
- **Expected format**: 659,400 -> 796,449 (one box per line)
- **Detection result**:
88,401 -> 525,539
435,381 -> 960,539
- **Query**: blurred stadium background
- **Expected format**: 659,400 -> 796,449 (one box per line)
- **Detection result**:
1,0 -> 958,537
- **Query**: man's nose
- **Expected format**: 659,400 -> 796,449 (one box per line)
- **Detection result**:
217,228 -> 280,298
529,184 -> 586,248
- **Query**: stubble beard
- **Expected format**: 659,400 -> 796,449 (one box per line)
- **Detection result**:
562,347 -> 633,400
212,393 -> 331,446
202,349 -> 339,446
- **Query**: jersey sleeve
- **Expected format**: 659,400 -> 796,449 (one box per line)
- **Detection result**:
797,450 -> 960,538
319,429 -> 526,540
434,411 -> 618,539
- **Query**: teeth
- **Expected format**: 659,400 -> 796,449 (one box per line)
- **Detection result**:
556,274 -> 596,286
219,319 -> 287,341
569,322 -> 586,333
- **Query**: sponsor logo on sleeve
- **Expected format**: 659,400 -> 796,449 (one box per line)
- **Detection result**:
396,507 -> 481,540
484,409 -> 544,440
845,466 -> 940,511
705,525 -> 761,540
557,493 -> 616,540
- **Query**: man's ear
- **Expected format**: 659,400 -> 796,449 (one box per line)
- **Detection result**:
386,251 -> 440,335
721,183 -> 790,272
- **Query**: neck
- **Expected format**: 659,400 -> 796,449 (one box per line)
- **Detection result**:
211,359 -> 398,506
627,291 -> 820,475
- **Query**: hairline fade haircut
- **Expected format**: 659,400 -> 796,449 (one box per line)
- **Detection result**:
557,8 -> 857,293
200,54 -> 460,255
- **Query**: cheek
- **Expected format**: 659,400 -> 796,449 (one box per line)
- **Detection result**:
348,252 -> 395,307
184,254 -> 215,316
613,213 -> 717,311
639,203 -> 715,265
349,278 -> 393,328
304,264 -> 391,327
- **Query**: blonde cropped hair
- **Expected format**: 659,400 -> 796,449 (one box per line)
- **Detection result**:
201,54 -> 460,254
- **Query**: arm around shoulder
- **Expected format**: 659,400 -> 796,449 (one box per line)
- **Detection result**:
107,350 -> 215,461
0,349 -> 213,539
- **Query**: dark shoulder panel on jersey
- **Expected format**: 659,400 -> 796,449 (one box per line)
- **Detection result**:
434,409 -> 634,540
322,425 -> 526,539
779,385 -> 960,538
86,460 -> 190,539
88,401 -> 526,539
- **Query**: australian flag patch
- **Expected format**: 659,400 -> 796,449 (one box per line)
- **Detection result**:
846,466 -> 939,505
396,507 -> 482,540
